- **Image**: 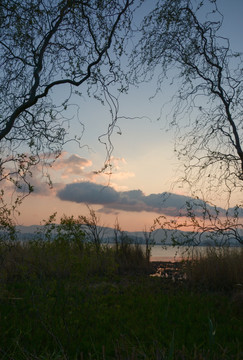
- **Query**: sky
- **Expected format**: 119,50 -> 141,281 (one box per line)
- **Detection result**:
15,0 -> 243,231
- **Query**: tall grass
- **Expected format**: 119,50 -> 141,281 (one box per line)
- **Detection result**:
185,246 -> 243,290
0,237 -> 150,283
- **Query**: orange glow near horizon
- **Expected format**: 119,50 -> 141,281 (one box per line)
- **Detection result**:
17,194 -> 160,231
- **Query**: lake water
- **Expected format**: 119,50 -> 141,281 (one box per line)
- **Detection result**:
145,245 -> 242,262
146,245 -> 191,262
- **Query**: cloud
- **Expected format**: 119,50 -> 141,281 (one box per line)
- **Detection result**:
15,175 -> 65,196
12,152 -> 136,198
228,206 -> 243,217
57,181 -> 227,217
109,156 -> 127,169
12,152 -> 93,196
53,154 -> 92,177
109,171 -> 135,180
58,182 -> 119,204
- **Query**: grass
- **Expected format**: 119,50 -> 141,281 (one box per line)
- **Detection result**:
0,238 -> 242,359
185,246 -> 243,291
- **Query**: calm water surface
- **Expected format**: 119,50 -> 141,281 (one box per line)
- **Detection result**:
147,245 -> 191,261
146,245 -> 242,262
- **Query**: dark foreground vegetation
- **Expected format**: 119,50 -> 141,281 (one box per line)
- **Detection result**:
0,235 -> 242,359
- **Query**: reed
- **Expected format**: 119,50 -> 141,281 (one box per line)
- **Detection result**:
185,246 -> 243,291
0,240 -> 242,359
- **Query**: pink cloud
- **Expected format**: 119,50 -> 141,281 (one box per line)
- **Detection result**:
52,153 -> 92,177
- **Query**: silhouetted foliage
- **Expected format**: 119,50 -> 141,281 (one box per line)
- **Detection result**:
132,0 -> 243,195
0,0 -> 137,212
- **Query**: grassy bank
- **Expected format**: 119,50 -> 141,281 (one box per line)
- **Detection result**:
0,238 -> 242,359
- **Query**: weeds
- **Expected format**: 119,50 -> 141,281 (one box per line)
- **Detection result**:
185,246 -> 243,291
0,224 -> 242,359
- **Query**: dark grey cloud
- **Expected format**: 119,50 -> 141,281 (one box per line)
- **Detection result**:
143,193 -> 206,213
58,182 -> 119,204
228,206 -> 243,217
57,181 -> 228,217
